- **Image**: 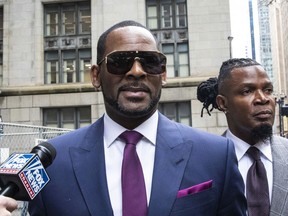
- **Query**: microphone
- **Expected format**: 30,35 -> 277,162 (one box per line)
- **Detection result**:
0,142 -> 56,200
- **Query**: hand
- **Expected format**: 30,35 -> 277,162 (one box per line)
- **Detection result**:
0,195 -> 18,216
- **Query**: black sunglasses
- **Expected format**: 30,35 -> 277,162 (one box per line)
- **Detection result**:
98,51 -> 167,75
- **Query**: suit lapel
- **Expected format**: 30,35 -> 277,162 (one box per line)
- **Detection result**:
67,114 -> 193,216
70,118 -> 113,216
270,136 -> 288,214
148,114 -> 193,216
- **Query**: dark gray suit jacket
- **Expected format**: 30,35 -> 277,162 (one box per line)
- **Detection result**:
223,131 -> 288,216
270,135 -> 288,216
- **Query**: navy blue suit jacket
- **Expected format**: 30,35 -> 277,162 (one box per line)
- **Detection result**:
29,113 -> 246,215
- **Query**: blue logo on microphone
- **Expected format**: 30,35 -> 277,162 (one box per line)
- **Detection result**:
19,156 -> 50,199
0,153 -> 50,199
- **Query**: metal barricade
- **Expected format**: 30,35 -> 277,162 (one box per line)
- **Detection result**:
0,122 -> 73,216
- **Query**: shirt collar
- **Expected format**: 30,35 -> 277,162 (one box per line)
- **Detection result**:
226,129 -> 272,162
103,111 -> 159,148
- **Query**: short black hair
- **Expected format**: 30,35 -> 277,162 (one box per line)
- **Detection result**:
217,58 -> 260,90
96,20 -> 152,64
197,58 -> 261,116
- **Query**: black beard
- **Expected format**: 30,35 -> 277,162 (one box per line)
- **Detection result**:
103,90 -> 161,118
251,124 -> 273,143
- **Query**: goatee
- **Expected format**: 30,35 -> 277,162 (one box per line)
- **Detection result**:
251,124 -> 273,143
103,89 -> 161,118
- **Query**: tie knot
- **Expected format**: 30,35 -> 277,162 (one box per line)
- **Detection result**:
247,147 -> 261,161
119,130 -> 143,146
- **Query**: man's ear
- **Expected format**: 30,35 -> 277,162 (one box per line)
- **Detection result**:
216,94 -> 228,112
161,67 -> 167,86
90,65 -> 101,88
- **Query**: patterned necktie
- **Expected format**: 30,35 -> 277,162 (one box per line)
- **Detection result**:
246,147 -> 270,216
120,130 -> 147,216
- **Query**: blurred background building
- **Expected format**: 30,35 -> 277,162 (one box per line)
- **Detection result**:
0,0 -> 287,136
268,0 -> 288,136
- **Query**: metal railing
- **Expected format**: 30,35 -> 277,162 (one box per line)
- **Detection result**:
0,122 -> 73,216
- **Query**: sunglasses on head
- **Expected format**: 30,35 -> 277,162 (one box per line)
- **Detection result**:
98,50 -> 167,75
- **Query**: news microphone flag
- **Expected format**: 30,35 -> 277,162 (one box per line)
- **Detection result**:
0,153 -> 50,200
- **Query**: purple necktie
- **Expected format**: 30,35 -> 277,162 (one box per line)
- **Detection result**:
246,147 -> 270,216
120,130 -> 147,216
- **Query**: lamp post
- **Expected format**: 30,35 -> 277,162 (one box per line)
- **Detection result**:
0,115 -> 3,140
275,94 -> 286,137
227,36 -> 233,59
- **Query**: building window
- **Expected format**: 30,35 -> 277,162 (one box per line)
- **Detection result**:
176,2 -> 187,28
44,2 -> 91,36
146,0 -> 189,78
158,102 -> 191,126
162,43 -> 189,77
44,2 -> 91,84
43,107 -> 91,129
146,0 -> 187,30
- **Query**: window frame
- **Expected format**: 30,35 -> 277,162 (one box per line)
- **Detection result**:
44,2 -> 91,84
158,101 -> 192,126
44,2 -> 91,37
162,42 -> 189,77
43,106 -> 91,129
44,48 -> 91,84
146,0 -> 187,30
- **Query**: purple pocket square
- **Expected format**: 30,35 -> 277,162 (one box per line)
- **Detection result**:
177,180 -> 213,198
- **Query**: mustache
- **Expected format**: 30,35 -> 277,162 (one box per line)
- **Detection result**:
118,82 -> 151,92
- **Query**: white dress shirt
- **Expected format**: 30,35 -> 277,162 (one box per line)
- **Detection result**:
225,129 -> 273,202
103,112 -> 158,216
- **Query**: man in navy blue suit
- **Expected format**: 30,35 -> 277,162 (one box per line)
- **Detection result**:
29,20 -> 246,216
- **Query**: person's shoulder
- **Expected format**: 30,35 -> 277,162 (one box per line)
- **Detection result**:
48,117 -> 104,148
179,125 -> 234,158
160,114 -> 229,144
187,126 -> 229,144
272,135 -> 288,146
271,135 -> 288,161
172,120 -> 226,139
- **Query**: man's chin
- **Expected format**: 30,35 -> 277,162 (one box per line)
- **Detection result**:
251,123 -> 273,143
105,94 -> 160,118
119,108 -> 151,118
110,101 -> 156,118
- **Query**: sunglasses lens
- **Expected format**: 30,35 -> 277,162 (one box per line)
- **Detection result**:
140,52 -> 166,74
106,51 -> 166,75
106,53 -> 133,75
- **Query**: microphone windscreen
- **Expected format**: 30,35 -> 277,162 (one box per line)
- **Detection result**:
31,142 -> 56,168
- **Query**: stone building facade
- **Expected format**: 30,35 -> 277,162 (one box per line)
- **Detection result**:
0,0 -> 280,135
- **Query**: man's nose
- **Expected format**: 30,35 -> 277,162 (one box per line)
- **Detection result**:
125,59 -> 147,79
254,90 -> 269,104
